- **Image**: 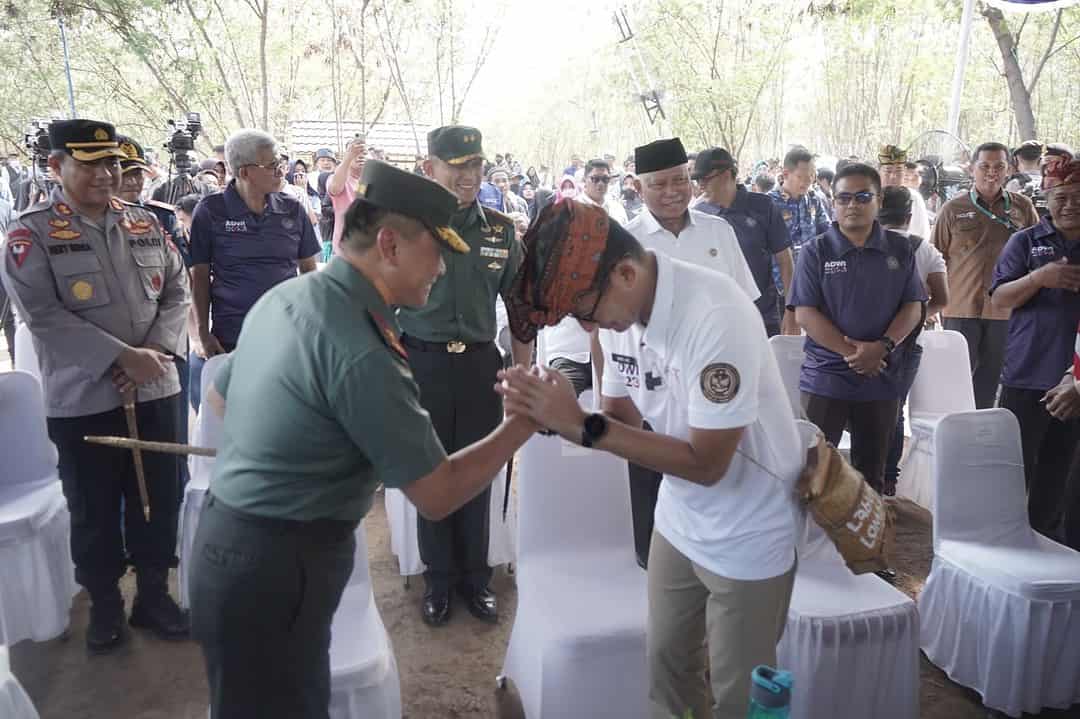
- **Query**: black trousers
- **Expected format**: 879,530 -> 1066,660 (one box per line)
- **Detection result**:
406,339 -> 503,595
802,392 -> 900,495
190,495 -> 356,719
0,285 -> 14,365
47,395 -> 181,592
943,317 -> 1009,410
628,421 -> 662,568
548,357 -> 593,397
999,387 -> 1080,540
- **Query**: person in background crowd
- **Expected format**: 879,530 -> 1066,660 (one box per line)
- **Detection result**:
563,154 -> 584,177
790,163 -> 926,522
902,162 -> 923,192
1006,140 -> 1045,195
197,171 -> 221,193
879,145 -> 931,241
933,141 -> 1039,409
621,173 -> 643,220
287,160 -> 321,222
407,126 -> 533,628
556,176 -> 578,203
520,181 -> 537,219
2,119 -> 190,653
489,167 -> 529,216
752,173 -> 776,194
313,148 -> 337,174
526,166 -> 541,189
579,158 -> 628,224
327,137 -> 367,259
769,147 -> 831,262
499,199 -> 799,719
624,137 -> 759,568
188,129 -> 321,412
693,147 -> 797,336
816,167 -> 835,213
199,158 -> 227,187
990,159 -> 1080,547
878,186 -> 948,496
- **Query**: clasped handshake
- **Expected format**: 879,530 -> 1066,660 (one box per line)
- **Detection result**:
494,365 -> 586,441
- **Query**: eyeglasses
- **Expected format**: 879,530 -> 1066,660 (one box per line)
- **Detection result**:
833,191 -> 877,206
245,160 -> 284,175
587,175 -> 611,185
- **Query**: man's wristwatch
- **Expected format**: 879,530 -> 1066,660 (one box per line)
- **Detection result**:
581,413 -> 609,448
878,336 -> 897,354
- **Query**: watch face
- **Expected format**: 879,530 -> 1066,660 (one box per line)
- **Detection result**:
584,413 -> 607,438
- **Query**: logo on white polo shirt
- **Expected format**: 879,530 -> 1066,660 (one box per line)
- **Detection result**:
700,363 -> 739,404
1031,246 -> 1056,258
611,352 -> 640,389
824,260 -> 847,275
224,220 -> 248,233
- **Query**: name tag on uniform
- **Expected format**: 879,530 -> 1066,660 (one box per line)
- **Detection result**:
824,260 -> 848,275
956,211 -> 977,220
480,247 -> 509,260
224,220 -> 248,233
1031,246 -> 1056,258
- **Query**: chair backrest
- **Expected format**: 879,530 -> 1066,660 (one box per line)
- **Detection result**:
516,432 -> 635,568
909,330 -> 975,418
0,371 -> 58,487
189,354 -> 228,484
13,323 -> 40,382
769,335 -> 804,415
932,409 -> 1029,550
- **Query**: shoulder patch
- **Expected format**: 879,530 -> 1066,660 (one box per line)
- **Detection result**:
700,362 -> 740,404
8,238 -> 32,268
368,309 -> 408,361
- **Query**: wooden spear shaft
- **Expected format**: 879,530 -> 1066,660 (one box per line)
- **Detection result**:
83,435 -> 218,457
122,389 -> 152,523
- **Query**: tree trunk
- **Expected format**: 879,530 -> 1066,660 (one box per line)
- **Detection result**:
983,6 -> 1037,140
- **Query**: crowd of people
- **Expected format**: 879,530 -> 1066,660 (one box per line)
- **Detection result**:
1,115 -> 1079,719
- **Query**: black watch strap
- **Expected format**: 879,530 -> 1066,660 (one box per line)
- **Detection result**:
879,336 -> 896,353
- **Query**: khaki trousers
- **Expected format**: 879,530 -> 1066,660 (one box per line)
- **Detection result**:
647,530 -> 796,719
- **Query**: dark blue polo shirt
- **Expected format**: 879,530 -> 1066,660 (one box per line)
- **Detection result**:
990,217 -> 1080,392
788,223 -> 927,401
697,186 -> 791,326
189,181 -> 320,346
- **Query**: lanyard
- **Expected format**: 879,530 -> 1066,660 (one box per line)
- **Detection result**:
969,190 -> 1017,232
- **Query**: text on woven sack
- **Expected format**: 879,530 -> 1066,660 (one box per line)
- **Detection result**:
845,490 -> 883,550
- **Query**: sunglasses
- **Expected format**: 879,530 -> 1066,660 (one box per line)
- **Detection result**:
833,191 -> 877,206
588,175 -> 612,185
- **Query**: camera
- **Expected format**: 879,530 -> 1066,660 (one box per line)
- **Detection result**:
163,111 -> 203,174
916,155 -> 971,210
24,119 -> 52,174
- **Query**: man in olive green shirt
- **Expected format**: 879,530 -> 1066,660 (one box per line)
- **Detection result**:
189,161 -> 536,719
404,125 -> 533,626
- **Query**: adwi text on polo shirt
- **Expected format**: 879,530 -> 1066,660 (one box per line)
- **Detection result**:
224,220 -> 248,233
824,259 -> 847,275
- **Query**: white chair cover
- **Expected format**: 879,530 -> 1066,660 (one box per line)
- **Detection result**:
329,523 -> 402,719
919,409 -> 1080,717
0,646 -> 40,719
0,371 -> 76,644
12,324 -> 39,382
768,336 -> 850,455
897,330 -> 974,511
778,420 -> 919,719
178,354 -> 228,609
500,433 -> 648,719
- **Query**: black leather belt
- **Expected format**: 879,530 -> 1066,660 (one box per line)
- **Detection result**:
206,494 -> 358,540
401,335 -> 494,354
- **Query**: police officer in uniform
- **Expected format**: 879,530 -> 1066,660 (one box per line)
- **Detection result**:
0,120 -> 190,652
189,160 -> 536,718
406,126 -> 532,626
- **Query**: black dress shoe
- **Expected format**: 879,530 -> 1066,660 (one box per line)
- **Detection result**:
87,589 -> 127,654
462,587 -> 498,623
422,592 -> 451,626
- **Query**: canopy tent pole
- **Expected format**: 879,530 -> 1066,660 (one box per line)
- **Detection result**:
947,0 -> 977,137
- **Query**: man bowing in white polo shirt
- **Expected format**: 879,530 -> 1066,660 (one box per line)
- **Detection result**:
501,200 -> 800,719
622,136 -> 761,567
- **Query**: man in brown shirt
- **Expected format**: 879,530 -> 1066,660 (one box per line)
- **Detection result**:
933,142 -> 1039,408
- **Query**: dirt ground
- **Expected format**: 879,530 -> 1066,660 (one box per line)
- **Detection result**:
7,491 -> 1079,719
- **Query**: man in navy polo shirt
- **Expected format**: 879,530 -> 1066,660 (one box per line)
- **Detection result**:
990,159 -> 1080,541
189,129 -> 320,408
789,162 -> 926,499
694,146 -> 798,337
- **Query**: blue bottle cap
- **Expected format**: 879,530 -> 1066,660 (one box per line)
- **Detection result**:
750,665 -> 793,709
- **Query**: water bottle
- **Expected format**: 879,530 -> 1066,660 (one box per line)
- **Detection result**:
747,664 -> 793,718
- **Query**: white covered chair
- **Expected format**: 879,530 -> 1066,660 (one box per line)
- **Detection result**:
919,409 -> 1080,717
500,431 -> 648,719
328,523 -> 402,719
0,645 -> 39,719
0,371 -> 77,645
178,354 -> 228,609
896,330 -> 974,511
769,335 -> 850,456
12,323 -> 39,382
779,423 -> 919,719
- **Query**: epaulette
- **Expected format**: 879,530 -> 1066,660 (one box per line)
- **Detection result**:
145,199 -> 177,213
483,205 -> 515,225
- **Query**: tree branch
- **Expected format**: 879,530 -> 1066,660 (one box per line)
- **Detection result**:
1030,9 -> 1063,92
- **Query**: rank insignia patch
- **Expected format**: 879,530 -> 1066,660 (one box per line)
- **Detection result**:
55,203 -> 74,216
48,229 -> 81,241
49,219 -> 71,229
368,310 -> 408,360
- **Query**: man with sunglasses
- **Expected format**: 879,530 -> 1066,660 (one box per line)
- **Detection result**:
580,158 -> 628,225
188,129 -> 320,407
933,142 -> 1039,409
499,200 -> 800,719
789,163 -> 926,507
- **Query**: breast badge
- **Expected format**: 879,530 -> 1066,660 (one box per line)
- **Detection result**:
71,280 -> 94,301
